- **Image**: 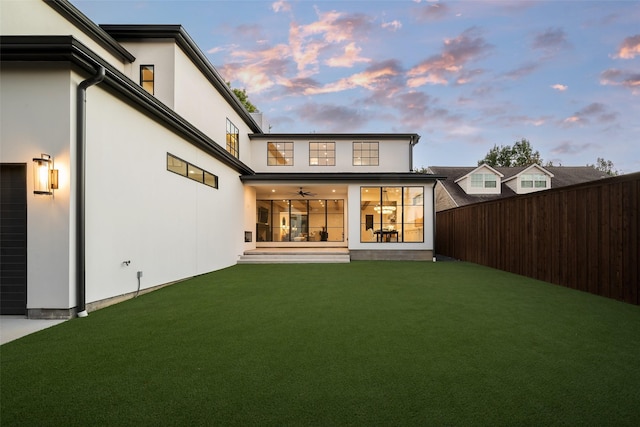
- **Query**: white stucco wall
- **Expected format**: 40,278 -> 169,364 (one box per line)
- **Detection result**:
116,40 -> 177,109
82,81 -> 248,304
249,138 -> 411,173
0,64 -> 74,310
173,46 -> 254,166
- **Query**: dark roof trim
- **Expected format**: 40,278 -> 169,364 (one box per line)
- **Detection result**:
45,0 -> 135,62
249,133 -> 421,141
241,172 -> 444,183
0,35 -> 253,175
100,25 -> 262,133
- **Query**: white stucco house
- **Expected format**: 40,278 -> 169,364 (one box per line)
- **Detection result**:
0,0 -> 442,318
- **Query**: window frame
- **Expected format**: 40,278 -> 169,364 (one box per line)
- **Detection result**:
353,142 -> 379,166
471,173 -> 497,188
226,118 -> 239,158
521,174 -> 547,189
359,186 -> 424,243
267,142 -> 294,166
166,153 -> 218,189
309,142 -> 335,166
140,64 -> 154,95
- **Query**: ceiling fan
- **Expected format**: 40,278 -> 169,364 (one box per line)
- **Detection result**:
293,187 -> 316,197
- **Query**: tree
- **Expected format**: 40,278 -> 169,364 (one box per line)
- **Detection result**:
478,138 -> 542,167
226,82 -> 258,113
588,157 -> 618,176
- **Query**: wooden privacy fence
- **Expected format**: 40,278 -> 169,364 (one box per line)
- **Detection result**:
436,172 -> 639,305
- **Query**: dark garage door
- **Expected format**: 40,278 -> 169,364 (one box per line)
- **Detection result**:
1,164 -> 27,315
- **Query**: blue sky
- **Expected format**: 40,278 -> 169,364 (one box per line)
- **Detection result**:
75,0 -> 640,173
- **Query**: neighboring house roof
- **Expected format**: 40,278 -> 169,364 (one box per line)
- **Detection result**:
453,164 -> 504,184
428,165 -> 607,209
502,163 -> 554,183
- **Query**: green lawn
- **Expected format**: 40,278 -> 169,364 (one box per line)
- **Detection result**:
2,261 -> 639,426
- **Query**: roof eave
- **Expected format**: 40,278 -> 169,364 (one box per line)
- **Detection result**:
100,24 -> 262,133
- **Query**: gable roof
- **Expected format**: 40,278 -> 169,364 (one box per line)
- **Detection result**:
428,165 -> 607,208
453,164 -> 504,184
502,163 -> 553,183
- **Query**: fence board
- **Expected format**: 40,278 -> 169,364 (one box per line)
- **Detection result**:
436,172 -> 640,305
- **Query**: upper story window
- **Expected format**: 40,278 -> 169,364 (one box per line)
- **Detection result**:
521,174 -> 547,188
140,65 -> 154,95
226,119 -> 239,158
353,142 -> 379,166
267,142 -> 293,166
471,173 -> 497,188
310,142 -> 335,166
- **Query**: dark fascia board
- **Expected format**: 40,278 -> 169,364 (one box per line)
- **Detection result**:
240,172 -> 444,183
249,133 -> 421,142
44,0 -> 135,62
0,35 -> 253,175
100,24 -> 262,133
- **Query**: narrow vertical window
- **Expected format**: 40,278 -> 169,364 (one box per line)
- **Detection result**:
140,65 -> 154,95
226,119 -> 239,158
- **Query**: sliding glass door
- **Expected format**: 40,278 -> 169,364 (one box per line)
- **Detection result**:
256,199 -> 344,242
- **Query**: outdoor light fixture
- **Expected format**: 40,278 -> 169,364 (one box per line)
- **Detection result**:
33,154 -> 58,195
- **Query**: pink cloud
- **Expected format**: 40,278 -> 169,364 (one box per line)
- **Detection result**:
551,84 -> 568,91
600,68 -> 640,95
219,44 -> 292,93
272,1 -> 291,13
561,102 -> 619,127
406,28 -> 492,87
325,42 -> 371,68
614,34 -> 640,59
288,9 -> 372,77
305,60 -> 401,95
381,20 -> 402,31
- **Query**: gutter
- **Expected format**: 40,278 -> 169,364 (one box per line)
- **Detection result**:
76,66 -> 105,317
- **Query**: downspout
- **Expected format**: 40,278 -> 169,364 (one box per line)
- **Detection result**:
76,66 -> 105,318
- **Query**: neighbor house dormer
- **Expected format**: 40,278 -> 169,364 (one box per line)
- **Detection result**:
503,164 -> 554,194
454,164 -> 503,195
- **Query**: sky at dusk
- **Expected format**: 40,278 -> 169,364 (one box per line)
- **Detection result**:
75,0 -> 640,173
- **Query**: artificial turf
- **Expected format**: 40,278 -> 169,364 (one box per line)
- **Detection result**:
1,261 -> 639,426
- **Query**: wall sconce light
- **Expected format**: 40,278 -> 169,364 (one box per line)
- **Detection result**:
33,154 -> 58,195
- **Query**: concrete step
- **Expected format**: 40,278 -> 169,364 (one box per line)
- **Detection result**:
237,252 -> 350,264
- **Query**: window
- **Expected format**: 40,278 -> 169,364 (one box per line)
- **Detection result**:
353,142 -> 379,166
309,142 -> 335,166
360,186 -> 424,243
166,153 -> 218,189
226,119 -> 239,158
267,142 -> 293,166
471,173 -> 497,188
255,199 -> 344,242
140,65 -> 154,95
521,174 -> 547,188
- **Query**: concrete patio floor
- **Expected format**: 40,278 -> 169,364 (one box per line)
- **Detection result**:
1,316 -> 67,345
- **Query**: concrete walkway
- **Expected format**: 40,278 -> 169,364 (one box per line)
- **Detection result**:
1,316 -> 67,345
